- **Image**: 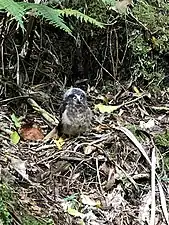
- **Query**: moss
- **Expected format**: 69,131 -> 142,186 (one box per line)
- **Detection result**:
125,124 -> 145,142
0,183 -> 12,225
155,131 -> 169,147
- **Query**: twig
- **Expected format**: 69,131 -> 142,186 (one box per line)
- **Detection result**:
27,98 -> 59,125
81,36 -> 126,92
0,95 -> 29,104
12,40 -> 20,86
150,146 -> 156,225
96,158 -> 104,195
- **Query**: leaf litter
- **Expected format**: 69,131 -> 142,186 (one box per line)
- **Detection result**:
0,89 -> 169,225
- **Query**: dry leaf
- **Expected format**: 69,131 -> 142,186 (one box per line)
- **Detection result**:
20,124 -> 44,141
95,103 -> 120,113
55,137 -> 65,150
67,207 -> 84,218
84,145 -> 96,155
81,194 -> 97,206
140,119 -> 155,129
11,158 -> 28,180
133,86 -> 142,96
115,0 -> 132,13
138,191 -> 151,224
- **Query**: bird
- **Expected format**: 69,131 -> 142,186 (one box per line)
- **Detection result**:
59,87 -> 92,136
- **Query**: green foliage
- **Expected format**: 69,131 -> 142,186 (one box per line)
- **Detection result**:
0,183 -> 12,225
101,0 -> 116,6
0,201 -> 11,225
18,2 -> 72,34
132,1 -> 169,53
84,0 -> 109,22
163,155 -> 169,172
130,0 -> 169,89
0,182 -> 54,225
0,0 -> 25,30
10,131 -> 20,145
126,124 -> 145,142
11,113 -> 21,128
57,8 -> 104,28
155,131 -> 169,147
0,0 -> 103,35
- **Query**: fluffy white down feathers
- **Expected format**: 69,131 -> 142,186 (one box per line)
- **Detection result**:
59,88 -> 92,136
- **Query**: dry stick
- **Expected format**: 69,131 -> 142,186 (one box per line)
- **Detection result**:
95,28 -> 109,87
151,138 -> 169,225
96,158 -> 105,196
109,93 -> 147,110
81,36 -> 126,92
109,28 -> 116,78
128,11 -> 150,33
115,162 -> 139,191
1,38 -> 4,77
114,29 -> 118,78
12,40 -> 20,86
27,98 -> 59,125
157,180 -> 169,225
0,95 -> 29,104
120,17 -> 129,65
150,146 -> 156,225
0,15 -> 7,77
117,127 -> 169,224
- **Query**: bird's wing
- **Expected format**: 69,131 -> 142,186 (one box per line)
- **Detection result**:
59,100 -> 67,118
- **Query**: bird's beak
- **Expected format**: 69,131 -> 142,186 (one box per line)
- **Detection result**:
76,95 -> 83,104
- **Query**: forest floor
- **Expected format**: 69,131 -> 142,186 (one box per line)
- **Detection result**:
0,88 -> 169,225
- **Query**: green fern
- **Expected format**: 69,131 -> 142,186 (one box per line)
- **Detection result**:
0,0 -> 104,34
57,8 -> 104,28
0,0 -> 25,30
18,2 -> 72,34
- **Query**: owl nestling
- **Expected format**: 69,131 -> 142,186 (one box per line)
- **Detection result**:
59,88 -> 92,136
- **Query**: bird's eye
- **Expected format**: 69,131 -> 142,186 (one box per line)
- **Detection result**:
80,95 -> 84,100
73,96 -> 77,100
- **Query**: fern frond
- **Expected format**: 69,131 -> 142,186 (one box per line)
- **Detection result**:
57,9 -> 104,28
0,0 -> 25,30
18,2 -> 72,34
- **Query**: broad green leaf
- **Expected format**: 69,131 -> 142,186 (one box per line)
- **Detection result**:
10,131 -> 20,145
95,103 -> 120,113
11,113 -> 21,128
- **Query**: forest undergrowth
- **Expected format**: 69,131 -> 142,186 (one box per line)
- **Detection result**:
0,0 -> 169,224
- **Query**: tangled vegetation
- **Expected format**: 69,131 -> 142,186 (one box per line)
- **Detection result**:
1,0 -> 169,224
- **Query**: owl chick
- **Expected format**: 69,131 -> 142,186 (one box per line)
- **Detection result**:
59,88 -> 92,136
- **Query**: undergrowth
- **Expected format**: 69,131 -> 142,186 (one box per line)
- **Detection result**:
0,183 -> 12,225
131,0 -> 169,90
0,182 -> 54,224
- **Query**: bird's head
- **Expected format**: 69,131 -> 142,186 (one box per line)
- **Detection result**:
63,88 -> 87,105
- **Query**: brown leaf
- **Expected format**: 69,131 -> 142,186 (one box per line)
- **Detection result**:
20,124 -> 44,141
